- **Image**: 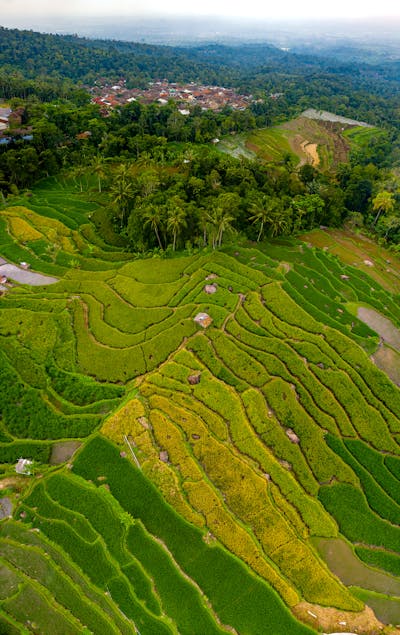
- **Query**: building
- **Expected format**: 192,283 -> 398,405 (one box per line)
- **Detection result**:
15,458 -> 33,475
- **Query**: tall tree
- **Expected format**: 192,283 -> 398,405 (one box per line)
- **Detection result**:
207,205 -> 235,248
292,194 -> 325,231
371,191 -> 395,226
91,155 -> 106,193
249,195 -> 277,242
269,207 -> 291,237
110,176 -> 135,226
142,205 -> 164,249
167,200 -> 187,251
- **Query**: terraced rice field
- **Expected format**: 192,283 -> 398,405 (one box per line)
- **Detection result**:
218,113 -> 383,170
1,180 -> 400,634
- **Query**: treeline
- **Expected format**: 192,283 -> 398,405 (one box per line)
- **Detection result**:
0,25 -> 399,248
0,69 -> 90,103
1,26 -> 400,133
0,94 -> 398,246
101,146 -> 400,251
0,26 -> 220,87
0,97 -> 276,194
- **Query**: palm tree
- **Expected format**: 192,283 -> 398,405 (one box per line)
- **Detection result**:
198,211 -> 208,247
381,214 -> 400,240
109,177 -> 135,226
0,169 -> 7,203
91,155 -> 106,193
136,152 -> 153,169
114,162 -> 134,182
371,191 -> 395,226
207,206 -> 235,248
167,204 -> 187,251
249,195 -> 276,242
269,208 -> 290,237
72,165 -> 85,192
142,206 -> 164,249
217,208 -> 235,247
138,170 -> 160,198
206,207 -> 220,249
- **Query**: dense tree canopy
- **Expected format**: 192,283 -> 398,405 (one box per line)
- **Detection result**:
0,25 -> 400,249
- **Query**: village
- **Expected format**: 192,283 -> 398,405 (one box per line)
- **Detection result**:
0,105 -> 33,146
90,78 -> 256,112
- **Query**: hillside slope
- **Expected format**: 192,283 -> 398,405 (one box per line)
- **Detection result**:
218,110 -> 384,169
1,179 -> 400,634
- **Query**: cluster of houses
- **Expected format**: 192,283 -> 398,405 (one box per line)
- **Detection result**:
0,105 -> 33,146
90,79 -> 254,113
0,106 -> 11,131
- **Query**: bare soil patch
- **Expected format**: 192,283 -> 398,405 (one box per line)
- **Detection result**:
0,497 -> 12,519
300,140 -> 320,167
357,308 -> 400,352
50,441 -> 81,465
0,476 -> 29,492
372,346 -> 400,387
281,116 -> 350,168
293,601 -> 399,635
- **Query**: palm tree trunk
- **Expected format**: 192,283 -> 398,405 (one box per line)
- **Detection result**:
155,225 -> 163,249
257,221 -> 264,242
373,208 -> 382,226
173,230 -> 176,251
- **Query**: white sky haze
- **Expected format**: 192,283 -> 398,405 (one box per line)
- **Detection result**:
1,0 -> 400,20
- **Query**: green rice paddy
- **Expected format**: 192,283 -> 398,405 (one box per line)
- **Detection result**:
1,178 -> 400,633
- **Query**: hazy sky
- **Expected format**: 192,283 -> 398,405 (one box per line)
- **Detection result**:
1,0 -> 400,20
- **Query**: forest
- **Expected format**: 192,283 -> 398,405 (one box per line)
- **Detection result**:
0,25 -> 400,250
